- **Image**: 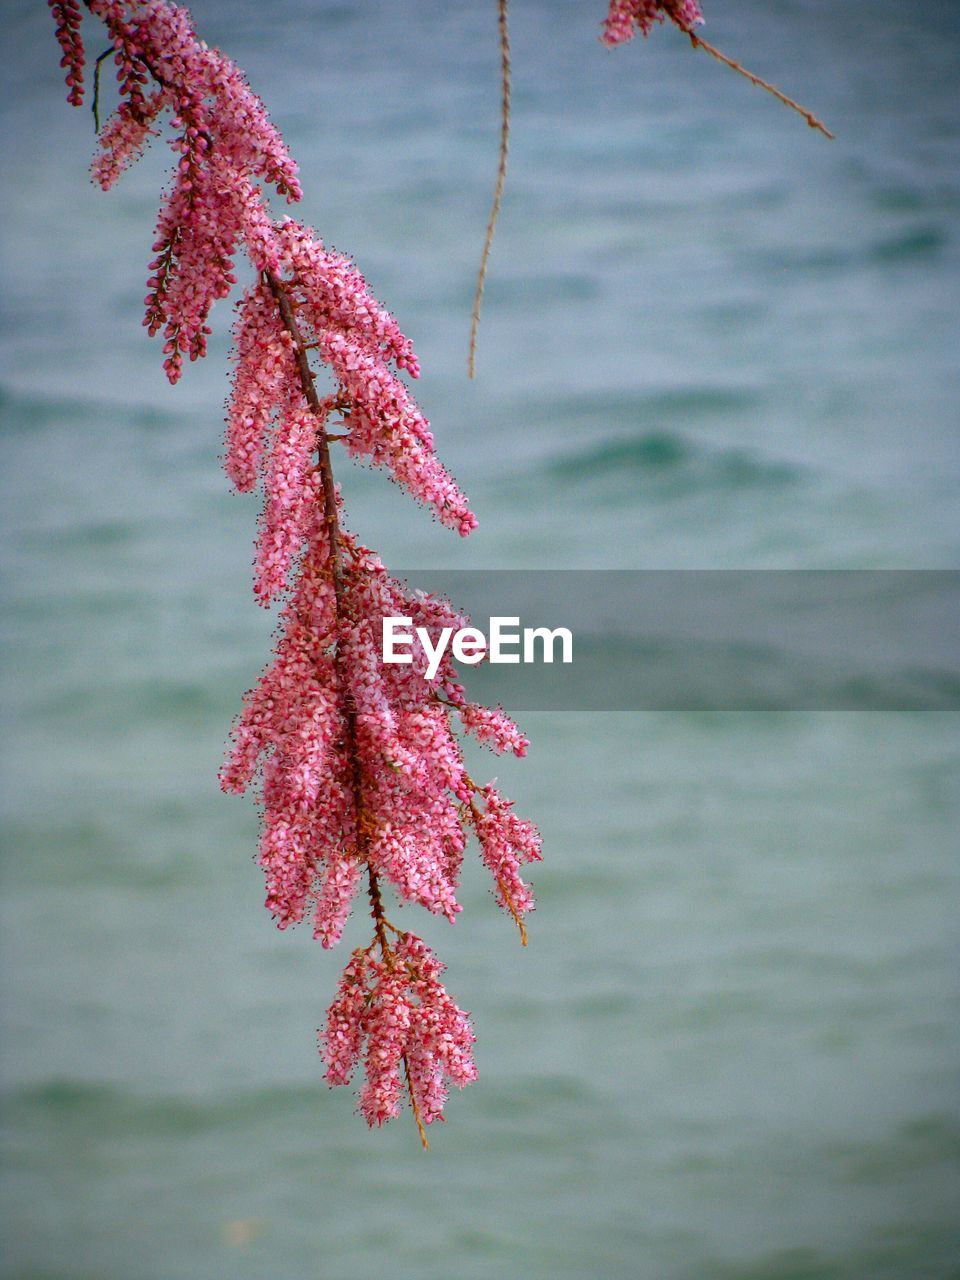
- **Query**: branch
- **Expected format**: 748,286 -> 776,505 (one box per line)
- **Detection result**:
264,269 -> 399,1033
683,28 -> 834,140
91,47 -> 112,133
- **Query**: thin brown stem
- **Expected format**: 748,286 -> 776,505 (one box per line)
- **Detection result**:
90,1 -> 412,1131
366,863 -> 391,956
404,1057 -> 430,1149
496,872 -> 528,944
265,276 -> 363,796
91,47 -> 112,134
683,28 -> 834,140
264,273 -> 341,566
468,0 -> 511,379
266,273 -> 397,994
267,271 -> 434,1150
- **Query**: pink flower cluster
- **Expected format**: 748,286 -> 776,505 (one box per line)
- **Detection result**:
220,514 -> 540,949
324,935 -> 477,1129
225,223 -> 477,554
474,785 -> 542,925
601,0 -> 704,46
55,0 -> 540,1136
49,1 -> 85,106
65,0 -> 302,381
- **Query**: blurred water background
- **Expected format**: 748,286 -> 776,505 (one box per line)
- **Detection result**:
1,0 -> 959,1276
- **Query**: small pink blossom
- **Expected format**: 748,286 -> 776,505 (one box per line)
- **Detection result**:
458,702 -> 529,757
601,0 -> 704,47
320,936 -> 476,1128
474,784 -> 542,921
224,284 -> 296,491
92,89 -> 168,189
253,398 -> 320,604
49,1 -> 85,107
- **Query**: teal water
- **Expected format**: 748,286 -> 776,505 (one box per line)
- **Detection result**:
2,1 -> 959,1276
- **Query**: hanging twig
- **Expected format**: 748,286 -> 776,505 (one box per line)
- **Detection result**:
468,0 -> 511,379
682,27 -> 834,139
91,47 -> 112,133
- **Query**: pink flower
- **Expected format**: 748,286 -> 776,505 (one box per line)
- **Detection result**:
458,702 -> 529,757
320,936 -> 476,1128
81,0 -> 300,382
49,1 -> 86,107
601,0 -> 704,47
221,510 -> 539,944
253,397 -> 320,603
224,283 -> 296,491
92,88 -> 169,189
474,785 -> 542,924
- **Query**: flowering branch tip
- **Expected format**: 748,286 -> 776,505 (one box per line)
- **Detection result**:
600,2 -> 832,139
684,30 -> 834,140
468,0 -> 511,379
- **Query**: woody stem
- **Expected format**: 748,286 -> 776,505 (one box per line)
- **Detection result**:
80,16 -> 378,901
366,856 -> 390,955
468,0 -> 511,378
682,27 -> 834,140
404,1058 -> 430,1150
264,269 -> 392,960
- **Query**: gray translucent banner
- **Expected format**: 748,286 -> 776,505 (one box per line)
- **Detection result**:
391,571 -> 960,711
